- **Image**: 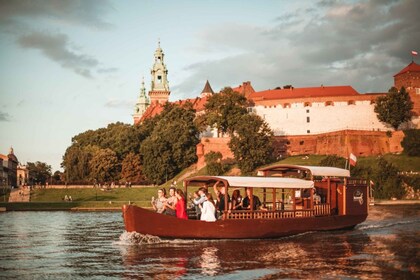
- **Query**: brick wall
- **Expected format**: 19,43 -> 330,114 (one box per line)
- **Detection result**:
394,72 -> 420,116
196,130 -> 404,169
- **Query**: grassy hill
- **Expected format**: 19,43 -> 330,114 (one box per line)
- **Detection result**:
1,153 -> 418,210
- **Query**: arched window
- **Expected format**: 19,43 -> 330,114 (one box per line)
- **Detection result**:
304,102 -> 312,107
370,100 -> 376,104
283,103 -> 291,108
325,101 -> 334,106
348,100 -> 355,105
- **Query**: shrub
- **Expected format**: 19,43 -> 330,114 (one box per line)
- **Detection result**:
401,129 -> 420,156
319,155 -> 346,168
205,151 -> 230,176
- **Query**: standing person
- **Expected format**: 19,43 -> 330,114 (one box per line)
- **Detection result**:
175,189 -> 188,220
213,181 -> 230,215
191,187 -> 207,220
231,189 -> 243,210
242,188 -> 267,211
200,193 -> 216,222
151,188 -> 167,214
163,187 -> 178,216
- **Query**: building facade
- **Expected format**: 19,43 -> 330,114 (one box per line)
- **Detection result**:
0,147 -> 19,187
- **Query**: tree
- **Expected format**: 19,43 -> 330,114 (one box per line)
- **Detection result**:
121,152 -> 144,183
229,114 -> 275,175
374,87 -> 413,130
205,151 -> 229,176
202,87 -> 249,135
140,103 -> 200,184
319,155 -> 346,168
27,161 -> 52,185
89,148 -> 119,183
372,158 -> 404,199
401,129 -> 420,156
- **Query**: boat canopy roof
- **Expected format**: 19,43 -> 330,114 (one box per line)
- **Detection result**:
184,176 -> 314,189
257,164 -> 350,178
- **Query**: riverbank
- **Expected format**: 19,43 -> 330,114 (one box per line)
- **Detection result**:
0,200 -> 418,211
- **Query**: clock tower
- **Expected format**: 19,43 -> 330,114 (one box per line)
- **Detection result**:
149,41 -> 170,104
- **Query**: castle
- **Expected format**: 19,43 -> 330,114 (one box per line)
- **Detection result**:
133,43 -> 420,168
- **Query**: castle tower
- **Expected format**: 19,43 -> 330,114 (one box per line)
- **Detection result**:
393,61 -> 420,117
200,80 -> 214,98
149,41 -> 170,104
133,77 -> 150,124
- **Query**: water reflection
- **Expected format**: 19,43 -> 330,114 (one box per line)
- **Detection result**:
199,247 -> 220,276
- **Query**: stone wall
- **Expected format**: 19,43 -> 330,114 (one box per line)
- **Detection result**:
196,130 -> 404,169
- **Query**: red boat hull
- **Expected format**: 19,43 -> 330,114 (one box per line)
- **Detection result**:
122,205 -> 367,239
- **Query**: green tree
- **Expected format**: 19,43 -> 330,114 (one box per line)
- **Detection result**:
374,87 -> 413,130
202,87 -> 249,135
319,155 -> 346,168
401,129 -> 420,156
140,103 -> 199,184
371,158 -> 404,199
205,151 -> 229,175
121,152 -> 144,183
229,114 -> 275,175
27,161 -> 52,185
89,148 -> 119,183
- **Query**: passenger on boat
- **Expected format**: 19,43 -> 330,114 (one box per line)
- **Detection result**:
151,188 -> 167,214
190,187 -> 207,220
242,188 -> 267,211
175,189 -> 188,219
314,189 -> 321,205
231,189 -> 243,210
200,193 -> 216,222
163,187 -> 178,216
213,182 -> 230,215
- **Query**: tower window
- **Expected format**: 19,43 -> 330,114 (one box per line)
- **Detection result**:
307,117 -> 310,123
158,75 -> 162,83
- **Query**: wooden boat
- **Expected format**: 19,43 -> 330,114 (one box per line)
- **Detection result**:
122,164 -> 368,239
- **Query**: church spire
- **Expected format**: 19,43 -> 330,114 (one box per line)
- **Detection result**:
133,76 -> 150,124
200,80 -> 214,98
149,41 -> 170,104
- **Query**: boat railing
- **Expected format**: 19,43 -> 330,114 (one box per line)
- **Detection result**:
225,203 -> 331,220
314,203 -> 331,216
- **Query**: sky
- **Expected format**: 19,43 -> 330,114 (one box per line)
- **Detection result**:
0,0 -> 419,172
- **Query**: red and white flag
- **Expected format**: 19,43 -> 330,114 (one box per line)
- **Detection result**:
349,153 -> 357,166
412,51 -> 418,56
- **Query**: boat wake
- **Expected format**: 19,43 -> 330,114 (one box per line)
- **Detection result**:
357,218 -> 419,231
116,231 -> 163,245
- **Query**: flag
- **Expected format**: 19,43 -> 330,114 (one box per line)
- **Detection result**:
349,153 -> 357,166
412,51 -> 418,56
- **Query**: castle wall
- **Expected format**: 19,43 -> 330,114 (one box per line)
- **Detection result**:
196,130 -> 404,169
255,99 -> 389,136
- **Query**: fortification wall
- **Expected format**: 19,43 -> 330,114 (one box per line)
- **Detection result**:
196,130 -> 404,169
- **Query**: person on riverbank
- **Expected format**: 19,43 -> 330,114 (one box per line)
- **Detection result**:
163,187 -> 177,216
151,188 -> 167,214
175,189 -> 188,220
200,193 -> 216,222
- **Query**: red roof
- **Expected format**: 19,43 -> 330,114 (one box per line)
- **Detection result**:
394,61 -> 420,77
248,86 -> 359,101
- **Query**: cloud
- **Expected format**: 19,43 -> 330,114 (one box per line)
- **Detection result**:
17,32 -> 99,78
0,0 -> 113,32
104,99 -> 134,109
174,0 -> 419,98
0,111 -> 11,122
0,0 -> 115,77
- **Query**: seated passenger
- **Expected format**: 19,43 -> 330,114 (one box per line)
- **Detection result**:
174,189 -> 188,219
314,189 -> 321,205
213,181 -> 230,215
151,188 -> 167,213
242,188 -> 267,211
200,193 -> 216,222
163,187 -> 178,216
231,189 -> 243,210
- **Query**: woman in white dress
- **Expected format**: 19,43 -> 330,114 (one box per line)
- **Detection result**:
200,193 -> 216,222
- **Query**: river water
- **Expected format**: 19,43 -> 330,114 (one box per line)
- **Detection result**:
0,205 -> 418,279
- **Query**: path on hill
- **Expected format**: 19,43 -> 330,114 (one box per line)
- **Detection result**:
8,187 -> 30,202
